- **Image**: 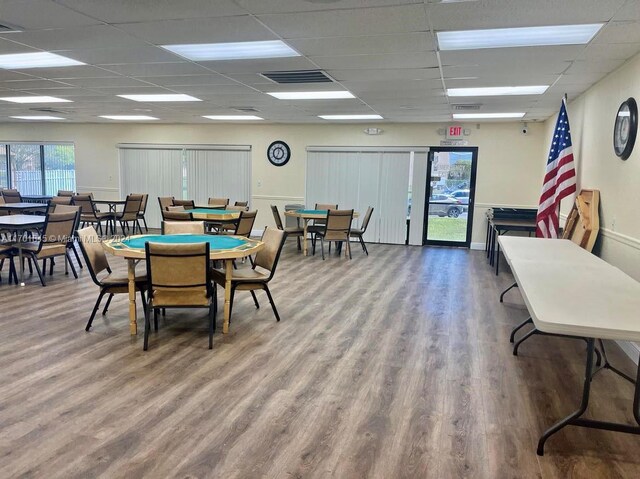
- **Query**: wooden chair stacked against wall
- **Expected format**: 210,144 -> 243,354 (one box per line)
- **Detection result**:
78,226 -> 147,331
161,221 -> 205,235
144,241 -> 216,350
349,206 -> 374,255
73,194 -> 113,235
21,211 -> 79,286
271,205 -> 303,250
312,209 -> 354,260
211,227 -> 286,325
114,194 -> 144,235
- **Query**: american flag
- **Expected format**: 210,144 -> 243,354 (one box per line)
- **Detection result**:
536,100 -> 577,238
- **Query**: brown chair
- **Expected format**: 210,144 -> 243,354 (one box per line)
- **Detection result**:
349,206 -> 374,255
211,227 -> 286,325
0,243 -> 18,284
162,221 -> 205,235
158,196 -> 175,213
57,190 -> 74,197
234,201 -> 248,207
312,209 -> 354,260
114,194 -> 144,235
77,226 -> 147,331
208,197 -> 229,208
0,195 -> 7,216
144,241 -> 216,350
135,193 -> 149,232
271,205 -> 303,251
229,210 -> 257,237
21,211 -> 79,286
173,199 -> 195,210
1,189 -> 21,203
73,194 -> 113,236
50,196 -> 73,206
48,204 -> 84,271
308,203 -> 338,236
161,207 -> 194,222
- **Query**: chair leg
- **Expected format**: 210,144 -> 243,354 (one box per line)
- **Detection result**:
102,293 -> 114,315
312,235 -> 316,255
66,252 -> 78,279
359,235 -> 368,255
208,304 -> 215,350
143,306 -> 151,351
347,240 -> 352,260
42,258 -> 48,275
153,309 -> 158,332
321,237 -> 325,260
296,236 -> 301,251
71,243 -> 83,269
229,286 -> 236,324
142,217 -> 149,232
31,254 -> 45,286
250,290 -> 260,309
264,286 -> 280,322
86,290 -> 106,331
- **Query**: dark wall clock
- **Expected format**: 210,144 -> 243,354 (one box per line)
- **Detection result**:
613,97 -> 638,160
267,140 -> 291,166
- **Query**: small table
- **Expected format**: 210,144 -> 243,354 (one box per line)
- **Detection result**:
92,199 -> 126,212
0,202 -> 48,214
189,208 -> 241,222
489,218 -> 536,275
103,234 -> 263,335
0,214 -> 46,285
499,236 -> 640,455
285,209 -> 359,256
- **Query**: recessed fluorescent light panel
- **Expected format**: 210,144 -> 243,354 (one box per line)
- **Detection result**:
267,91 -> 355,100
438,24 -> 603,50
319,114 -> 383,120
99,115 -> 159,120
162,40 -> 300,61
453,113 -> 525,119
202,115 -> 263,120
447,86 -> 549,96
117,94 -> 201,102
0,96 -> 72,103
10,115 -> 65,120
0,52 -> 85,69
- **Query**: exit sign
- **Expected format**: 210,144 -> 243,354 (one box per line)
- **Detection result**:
446,125 -> 464,139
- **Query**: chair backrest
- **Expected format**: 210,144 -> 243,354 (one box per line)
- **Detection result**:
162,221 -> 205,234
162,210 -> 194,221
228,205 -> 249,211
145,241 -> 212,307
158,196 -> 175,212
324,209 -> 354,241
77,226 -> 111,285
57,190 -> 74,197
51,196 -> 72,206
120,194 -> 144,220
234,210 -> 257,236
208,197 -> 229,207
314,203 -> 337,226
72,194 -> 97,216
52,204 -> 80,215
2,189 -> 21,203
173,199 -> 195,210
134,193 -> 149,214
0,195 -> 5,205
39,211 -> 78,251
270,205 -> 284,230
360,206 -> 374,232
234,201 -> 248,207
253,227 -> 286,281
166,205 -> 185,211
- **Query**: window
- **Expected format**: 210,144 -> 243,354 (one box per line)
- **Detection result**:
0,142 -> 76,195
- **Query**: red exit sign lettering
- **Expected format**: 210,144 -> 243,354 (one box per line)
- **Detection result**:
446,125 -> 464,139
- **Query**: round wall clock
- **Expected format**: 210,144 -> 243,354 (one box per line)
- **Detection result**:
613,97 -> 638,160
267,140 -> 291,166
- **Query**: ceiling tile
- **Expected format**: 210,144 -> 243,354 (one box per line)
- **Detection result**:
8,65 -> 120,79
0,0 -> 101,29
565,59 -> 626,74
594,22 -> 640,44
99,62 -> 213,77
236,0 -> 422,15
328,68 -> 441,82
134,74 -> 235,87
54,47 -> 184,65
199,57 -> 319,75
578,42 -> 640,61
312,52 -> 439,70
0,25 -> 144,50
289,33 -> 433,56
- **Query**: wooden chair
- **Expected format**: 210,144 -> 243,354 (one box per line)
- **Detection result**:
161,207 -> 194,222
308,203 -> 337,237
144,241 -> 216,350
57,190 -> 74,197
208,198 -> 229,208
158,196 -> 175,213
271,205 -> 303,251
114,194 -> 144,235
173,199 -> 195,210
0,243 -> 18,284
312,209 -> 354,260
1,189 -> 21,203
135,193 -> 150,232
47,204 -> 84,272
73,194 -> 113,236
77,226 -> 147,331
162,221 -> 205,235
234,201 -> 248,207
21,211 -> 79,286
50,196 -> 73,206
229,210 -> 257,237
349,206 -> 374,255
211,227 -> 286,325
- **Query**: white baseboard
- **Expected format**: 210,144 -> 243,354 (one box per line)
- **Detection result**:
470,242 -> 485,250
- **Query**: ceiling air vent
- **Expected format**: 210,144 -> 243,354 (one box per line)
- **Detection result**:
231,106 -> 260,113
260,70 -> 334,84
452,104 -> 482,111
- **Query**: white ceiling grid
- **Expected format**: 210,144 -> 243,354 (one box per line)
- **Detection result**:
0,0 -> 633,123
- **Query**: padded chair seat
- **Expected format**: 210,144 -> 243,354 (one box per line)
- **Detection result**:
151,288 -> 210,307
81,212 -> 112,221
22,242 -> 67,257
350,228 -> 364,235
284,226 -> 304,234
211,267 -> 268,284
102,273 -> 147,286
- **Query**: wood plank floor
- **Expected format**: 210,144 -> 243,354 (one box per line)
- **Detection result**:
1,241 -> 639,478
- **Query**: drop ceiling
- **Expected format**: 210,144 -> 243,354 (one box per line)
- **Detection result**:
0,0 -> 636,123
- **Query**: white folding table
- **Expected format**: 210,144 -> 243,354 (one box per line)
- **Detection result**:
499,236 -> 640,455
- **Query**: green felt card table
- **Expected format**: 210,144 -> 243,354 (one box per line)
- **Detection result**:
284,208 -> 359,256
189,208 -> 241,221
103,233 -> 263,335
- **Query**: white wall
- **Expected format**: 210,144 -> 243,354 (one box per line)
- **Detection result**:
0,120 -> 546,244
549,51 -> 640,362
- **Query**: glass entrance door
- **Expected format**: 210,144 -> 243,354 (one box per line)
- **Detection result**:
423,147 -> 478,246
